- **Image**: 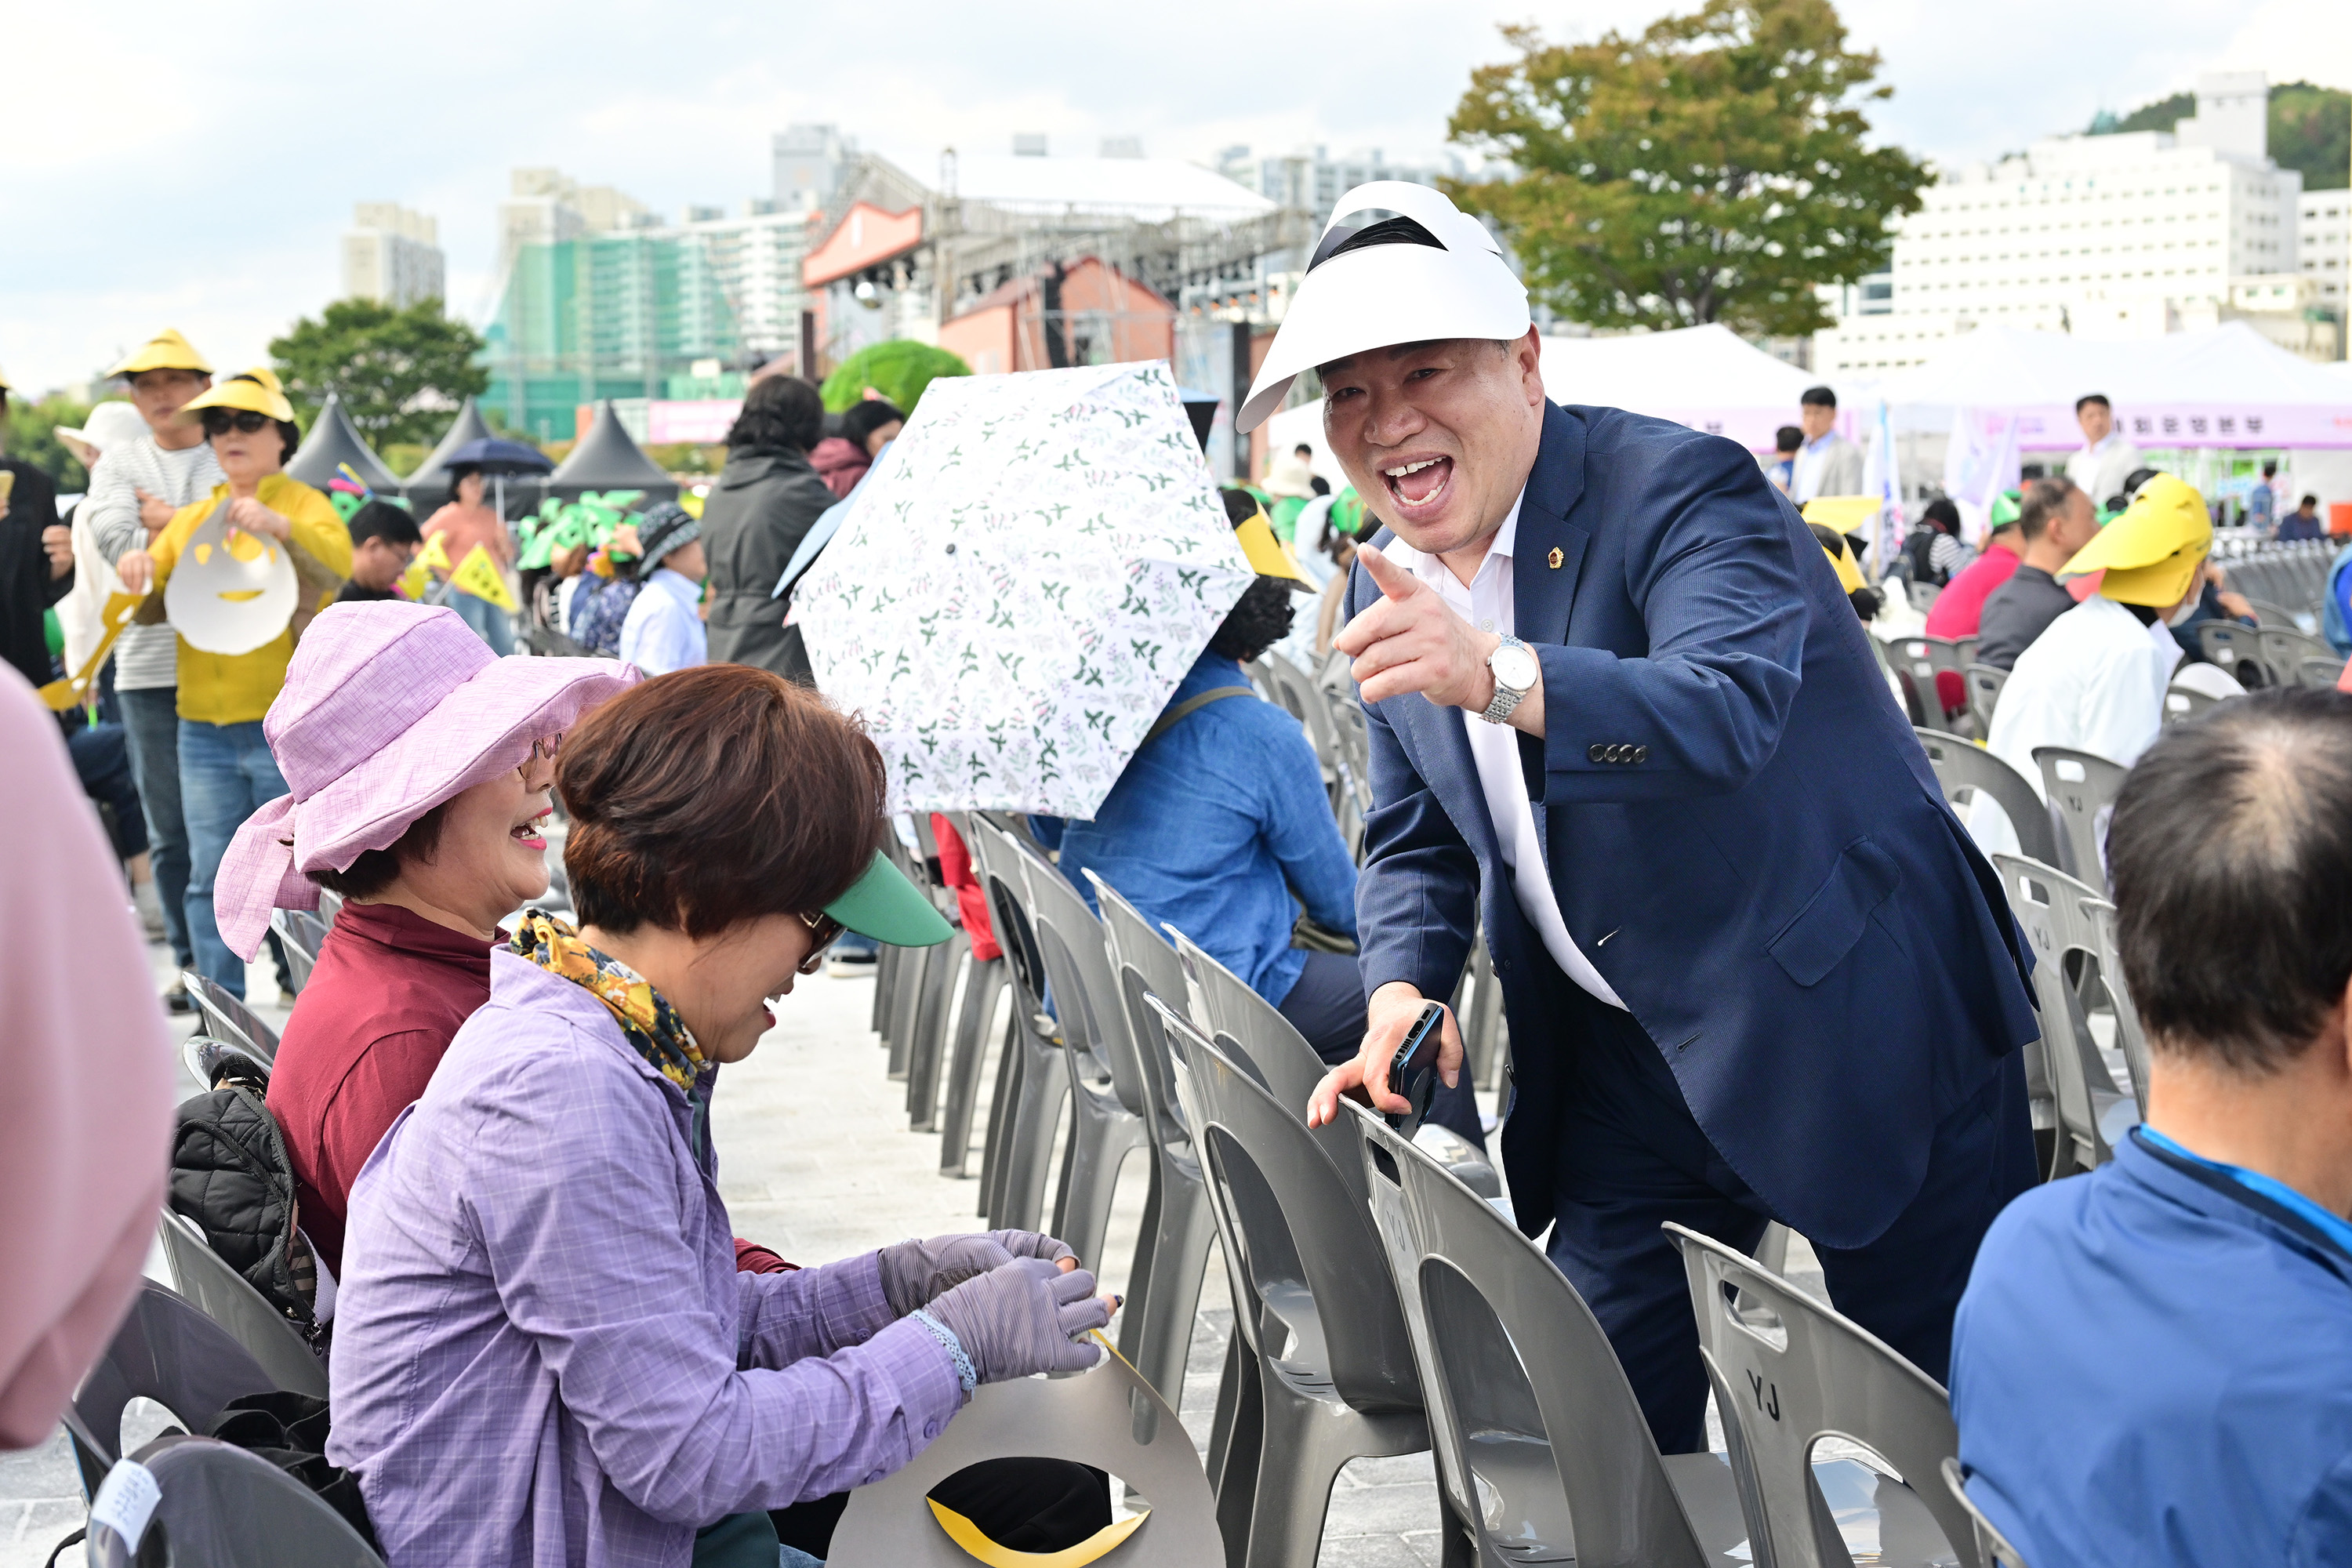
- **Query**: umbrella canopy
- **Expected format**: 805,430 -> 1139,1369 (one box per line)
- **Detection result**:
441,437 -> 555,475
401,397 -> 497,505
796,360 -> 1255,818
549,401 -> 677,499
284,392 -> 401,495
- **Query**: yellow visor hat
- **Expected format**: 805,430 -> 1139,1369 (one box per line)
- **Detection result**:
179,367 -> 296,426
1234,509 -> 1313,590
2061,473 -> 2211,607
1820,534 -> 1865,597
109,328 -> 213,378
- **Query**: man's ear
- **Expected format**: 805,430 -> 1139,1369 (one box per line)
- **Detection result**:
1515,326 -> 1544,405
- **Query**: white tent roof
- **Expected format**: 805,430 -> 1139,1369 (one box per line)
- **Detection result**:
1256,324 -> 1826,482
1874,322 -> 2352,449
954,155 -> 1276,223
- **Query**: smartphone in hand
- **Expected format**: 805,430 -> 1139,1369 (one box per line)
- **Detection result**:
1385,1002 -> 1446,1137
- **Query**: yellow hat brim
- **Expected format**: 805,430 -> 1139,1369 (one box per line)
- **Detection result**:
2092,554 -> 2205,608
1235,512 -> 1311,588
1821,539 -> 1864,597
1802,495 -> 1878,534
179,372 -> 295,425
2062,473 -> 2209,581
109,333 -> 214,377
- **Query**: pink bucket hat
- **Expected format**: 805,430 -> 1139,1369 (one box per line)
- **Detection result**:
216,601 -> 638,960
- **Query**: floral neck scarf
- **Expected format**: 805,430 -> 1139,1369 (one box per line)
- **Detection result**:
510,909 -> 706,1091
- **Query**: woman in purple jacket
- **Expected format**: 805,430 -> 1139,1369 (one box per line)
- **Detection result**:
327,666 -> 1111,1568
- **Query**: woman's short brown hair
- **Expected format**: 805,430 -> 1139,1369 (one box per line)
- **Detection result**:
309,803 -> 450,899
556,666 -> 889,937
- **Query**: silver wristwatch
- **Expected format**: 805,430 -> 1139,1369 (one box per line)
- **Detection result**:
1479,634 -> 1539,724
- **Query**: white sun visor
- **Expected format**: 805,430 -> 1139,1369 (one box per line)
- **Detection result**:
1238,181 -> 1530,433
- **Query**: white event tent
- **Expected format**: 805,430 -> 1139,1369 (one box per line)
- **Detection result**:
1871,322 -> 2352,451
1262,323 -> 1826,485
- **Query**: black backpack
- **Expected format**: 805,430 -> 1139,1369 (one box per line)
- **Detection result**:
168,1057 -> 323,1347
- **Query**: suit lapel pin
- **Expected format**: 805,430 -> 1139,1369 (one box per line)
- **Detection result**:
1547,546 -> 1563,570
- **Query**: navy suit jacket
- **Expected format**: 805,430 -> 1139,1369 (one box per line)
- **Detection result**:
1348,402 -> 2037,1250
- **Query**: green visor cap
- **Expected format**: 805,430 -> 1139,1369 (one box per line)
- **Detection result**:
824,850 -> 953,946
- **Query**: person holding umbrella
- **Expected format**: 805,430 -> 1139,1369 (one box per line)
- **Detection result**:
423,445 -> 549,654
1279,183 -> 2038,1454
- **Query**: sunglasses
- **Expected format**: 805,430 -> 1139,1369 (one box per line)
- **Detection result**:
516,732 -> 562,786
797,911 -> 844,974
200,409 -> 273,435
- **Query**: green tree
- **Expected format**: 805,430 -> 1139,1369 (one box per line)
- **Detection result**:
4,392 -> 95,493
270,299 -> 490,450
819,340 -> 971,415
1446,0 -> 1929,336
2092,82 -> 2349,191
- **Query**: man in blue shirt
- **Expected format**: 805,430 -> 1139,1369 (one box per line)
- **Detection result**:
1047,488 -> 1483,1147
1952,685 -> 2352,1564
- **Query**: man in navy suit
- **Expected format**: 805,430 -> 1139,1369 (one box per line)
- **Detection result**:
1259,184 -> 2041,1451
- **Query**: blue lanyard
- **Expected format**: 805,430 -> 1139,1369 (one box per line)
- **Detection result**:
2137,1127 -> 2352,1258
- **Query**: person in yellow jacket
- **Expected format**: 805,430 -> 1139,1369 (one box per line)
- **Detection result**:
118,368 -> 350,996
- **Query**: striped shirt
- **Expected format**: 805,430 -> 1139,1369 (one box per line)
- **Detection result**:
84,433 -> 223,690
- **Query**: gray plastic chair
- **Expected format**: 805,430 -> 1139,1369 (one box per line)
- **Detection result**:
1905,579 -> 1942,616
964,816 -> 1073,1232
1016,853 -> 1153,1279
1149,996 -> 1428,1568
181,1035 -> 270,1094
1886,636 -> 1945,731
827,1339 -> 1219,1568
1964,662 -> 2007,736
2196,619 -> 2269,685
1940,1458 -> 2031,1568
933,820 -> 1009,1179
1993,855 -> 2137,1177
154,1210 -> 329,1399
1914,729 -> 2060,867
898,815 -> 968,1126
63,1281 -> 282,1494
85,1435 -> 385,1568
1668,1225 -> 1982,1568
2161,682 -> 2226,724
2303,654 -> 2350,690
1353,1106 -> 1747,1568
1086,871 -> 1221,1408
879,830 -> 935,1081
1165,928 -> 1363,1180
269,908 -> 329,996
1455,927 -> 1507,1094
181,971 -> 279,1065
2030,746 -> 2129,887
2261,625 -> 2334,688
2081,895 -> 2152,1120
1922,635 -> 1979,736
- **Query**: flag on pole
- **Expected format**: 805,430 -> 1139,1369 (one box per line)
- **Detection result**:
397,557 -> 430,601
1942,408 -> 2021,548
1861,397 -> 1907,577
449,544 -> 518,612
417,531 -> 452,573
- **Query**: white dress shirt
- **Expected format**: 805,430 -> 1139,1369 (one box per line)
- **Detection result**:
1381,498 -> 1627,1010
1965,594 -> 2210,860
617,567 -> 708,676
2063,434 -> 2143,510
1791,433 -> 1834,504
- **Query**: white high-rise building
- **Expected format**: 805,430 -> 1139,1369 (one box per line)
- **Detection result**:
676,202 -> 821,364
2301,187 -> 2350,329
1817,71 -> 2304,373
1214,143 -> 1459,231
343,203 -> 445,309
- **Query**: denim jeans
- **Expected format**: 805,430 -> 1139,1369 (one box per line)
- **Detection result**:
67,722 -> 147,859
120,687 -> 192,967
450,587 -> 516,655
180,717 -> 289,998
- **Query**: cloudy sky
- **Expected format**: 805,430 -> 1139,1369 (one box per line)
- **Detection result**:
4,0 -> 2347,396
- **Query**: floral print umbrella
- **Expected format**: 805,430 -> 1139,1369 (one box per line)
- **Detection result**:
796,361 -> 1254,819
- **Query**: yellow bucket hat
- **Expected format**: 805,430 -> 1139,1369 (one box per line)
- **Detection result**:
180,366 -> 296,426
1820,532 -> 1865,596
110,328 -> 213,378
2061,473 -> 2211,607
1234,507 -> 1312,590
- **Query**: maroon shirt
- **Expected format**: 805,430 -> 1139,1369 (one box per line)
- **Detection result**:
267,901 -> 494,1277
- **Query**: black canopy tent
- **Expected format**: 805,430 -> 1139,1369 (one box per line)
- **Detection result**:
547,401 -> 678,502
399,396 -> 497,512
284,392 -> 402,495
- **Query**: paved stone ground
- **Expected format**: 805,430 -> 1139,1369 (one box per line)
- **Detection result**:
2,931 -> 1830,1567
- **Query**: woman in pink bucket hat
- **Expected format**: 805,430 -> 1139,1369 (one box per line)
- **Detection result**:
215,600 -> 634,1278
